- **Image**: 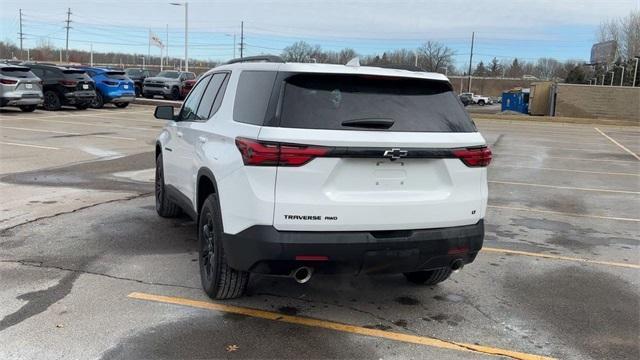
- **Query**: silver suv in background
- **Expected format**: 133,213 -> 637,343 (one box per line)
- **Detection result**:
0,63 -> 43,112
142,70 -> 196,100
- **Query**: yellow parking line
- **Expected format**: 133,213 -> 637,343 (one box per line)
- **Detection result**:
14,117 -> 159,132
0,125 -> 136,141
595,128 -> 640,161
0,141 -> 60,150
482,247 -> 640,270
489,180 -> 640,195
490,165 -> 639,177
127,292 -> 554,360
487,205 -> 640,222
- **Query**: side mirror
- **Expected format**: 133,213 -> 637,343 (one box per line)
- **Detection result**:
154,106 -> 176,121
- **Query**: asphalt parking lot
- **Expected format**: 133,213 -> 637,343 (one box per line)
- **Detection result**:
0,105 -> 638,359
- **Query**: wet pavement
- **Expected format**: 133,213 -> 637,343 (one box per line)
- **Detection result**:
0,105 -> 638,359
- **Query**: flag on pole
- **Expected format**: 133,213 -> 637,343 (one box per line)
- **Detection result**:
150,32 -> 164,48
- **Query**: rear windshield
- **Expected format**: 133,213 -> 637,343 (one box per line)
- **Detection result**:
157,71 -> 179,78
279,74 -> 476,132
125,69 -> 142,76
1,67 -> 36,78
63,70 -> 91,81
106,71 -> 128,80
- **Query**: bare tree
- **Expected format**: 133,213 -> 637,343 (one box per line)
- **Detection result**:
281,41 -> 316,62
535,58 -> 562,80
416,41 -> 455,72
598,10 -> 640,60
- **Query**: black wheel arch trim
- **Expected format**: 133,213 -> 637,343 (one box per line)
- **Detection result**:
196,167 -> 220,215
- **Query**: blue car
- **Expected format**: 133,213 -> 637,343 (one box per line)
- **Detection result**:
78,67 -> 135,108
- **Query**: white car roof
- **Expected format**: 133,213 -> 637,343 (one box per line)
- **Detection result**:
212,62 -> 449,82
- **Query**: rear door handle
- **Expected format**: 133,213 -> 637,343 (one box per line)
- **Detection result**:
177,131 -> 183,138
198,136 -> 207,144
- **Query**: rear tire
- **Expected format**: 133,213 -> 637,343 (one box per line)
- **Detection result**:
199,193 -> 249,300
19,105 -> 37,112
43,91 -> 61,111
92,92 -> 104,109
170,87 -> 180,101
155,153 -> 180,218
115,102 -> 129,108
404,268 -> 452,285
477,100 -> 485,106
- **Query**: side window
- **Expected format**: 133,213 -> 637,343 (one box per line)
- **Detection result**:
233,71 -> 277,125
195,73 -> 227,120
187,73 -> 196,80
179,75 -> 212,121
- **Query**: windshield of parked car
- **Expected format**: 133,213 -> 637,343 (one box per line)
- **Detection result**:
279,73 -> 476,132
106,71 -> 129,80
125,69 -> 142,76
157,71 -> 180,78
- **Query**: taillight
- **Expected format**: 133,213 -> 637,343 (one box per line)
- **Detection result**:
59,79 -> 77,87
453,146 -> 492,167
103,80 -> 118,86
0,78 -> 18,85
235,137 -> 331,166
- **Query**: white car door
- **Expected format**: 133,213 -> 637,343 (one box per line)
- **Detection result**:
173,75 -> 212,199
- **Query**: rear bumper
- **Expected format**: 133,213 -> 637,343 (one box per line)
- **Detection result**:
110,95 -> 135,103
222,220 -> 484,275
143,86 -> 171,95
63,91 -> 96,105
1,95 -> 43,106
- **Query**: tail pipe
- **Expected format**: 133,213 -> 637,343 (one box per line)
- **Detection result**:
450,259 -> 464,272
291,266 -> 313,284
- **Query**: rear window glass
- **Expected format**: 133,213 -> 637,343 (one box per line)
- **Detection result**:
233,71 -> 277,125
63,70 -> 91,81
1,67 -> 36,78
125,69 -> 142,76
107,71 -> 128,80
279,74 -> 476,132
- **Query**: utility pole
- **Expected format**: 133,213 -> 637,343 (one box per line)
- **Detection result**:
634,57 -> 639,87
233,33 -> 236,58
64,8 -> 72,62
467,31 -> 474,93
166,24 -> 169,70
90,43 -> 93,66
148,29 -> 151,69
240,21 -> 244,58
185,2 -> 188,71
18,9 -> 24,59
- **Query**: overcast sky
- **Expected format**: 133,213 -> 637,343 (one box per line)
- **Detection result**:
1,0 -> 638,65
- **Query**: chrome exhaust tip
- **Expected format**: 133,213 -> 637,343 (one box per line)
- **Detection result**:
291,266 -> 313,284
450,259 -> 464,272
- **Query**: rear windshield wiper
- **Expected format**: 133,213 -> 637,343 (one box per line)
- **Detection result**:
341,118 -> 394,129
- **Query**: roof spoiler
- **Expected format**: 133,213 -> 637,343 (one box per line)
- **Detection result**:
225,55 -> 284,65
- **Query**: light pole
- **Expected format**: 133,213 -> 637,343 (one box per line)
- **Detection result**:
170,2 -> 188,71
620,65 -> 625,86
610,70 -> 614,86
633,57 -> 639,87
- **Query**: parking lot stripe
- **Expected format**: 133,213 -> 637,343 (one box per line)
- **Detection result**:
488,205 -> 640,222
489,180 -> 640,194
490,165 -> 640,177
494,153 -> 638,163
594,128 -> 640,161
0,141 -> 60,150
483,247 -> 640,270
127,292 -> 555,360
0,125 -> 137,141
10,118 -> 160,132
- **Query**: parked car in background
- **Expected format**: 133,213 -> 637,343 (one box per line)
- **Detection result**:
0,63 -> 43,112
459,93 -> 473,106
143,70 -> 195,100
460,92 -> 493,106
180,78 -> 196,98
26,63 -> 96,110
125,68 -> 157,97
77,67 -> 135,108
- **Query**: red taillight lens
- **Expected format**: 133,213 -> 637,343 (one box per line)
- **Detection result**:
453,146 -> 492,167
235,137 -> 331,166
0,78 -> 18,85
59,79 -> 77,87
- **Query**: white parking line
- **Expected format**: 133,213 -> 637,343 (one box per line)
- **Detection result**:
490,165 -> 640,177
0,141 -> 60,150
4,117 -> 159,132
489,180 -> 639,194
595,127 -> 640,161
488,205 -> 640,222
0,125 -> 137,141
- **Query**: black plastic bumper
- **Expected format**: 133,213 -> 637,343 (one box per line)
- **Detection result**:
222,220 -> 484,275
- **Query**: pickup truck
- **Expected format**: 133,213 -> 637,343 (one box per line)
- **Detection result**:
460,92 -> 492,106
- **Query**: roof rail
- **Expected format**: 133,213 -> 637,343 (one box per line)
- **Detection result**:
375,64 -> 424,72
225,55 -> 284,65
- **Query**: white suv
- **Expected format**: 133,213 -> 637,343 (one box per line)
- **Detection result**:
153,56 -> 491,299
